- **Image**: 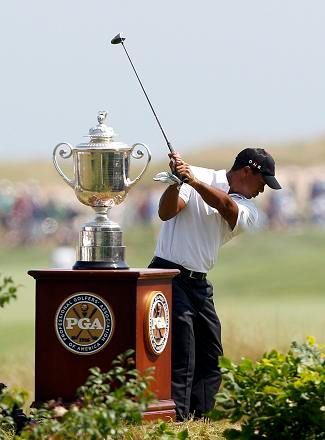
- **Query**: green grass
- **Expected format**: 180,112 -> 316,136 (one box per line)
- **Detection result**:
0,226 -> 324,401
213,228 -> 325,296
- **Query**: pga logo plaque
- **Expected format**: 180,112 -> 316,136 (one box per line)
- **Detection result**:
145,291 -> 170,355
55,293 -> 114,355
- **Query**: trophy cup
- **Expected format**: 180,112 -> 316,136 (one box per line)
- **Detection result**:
53,111 -> 151,269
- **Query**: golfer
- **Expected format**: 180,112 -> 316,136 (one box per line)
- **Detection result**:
149,147 -> 281,420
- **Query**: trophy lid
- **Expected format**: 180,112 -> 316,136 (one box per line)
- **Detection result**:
76,111 -> 130,151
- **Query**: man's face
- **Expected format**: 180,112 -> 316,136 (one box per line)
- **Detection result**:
240,167 -> 266,199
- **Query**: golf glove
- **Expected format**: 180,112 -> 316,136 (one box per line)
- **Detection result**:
153,171 -> 182,186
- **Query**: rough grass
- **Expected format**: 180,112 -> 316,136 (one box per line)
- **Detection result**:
128,419 -> 241,439
0,419 -> 239,439
0,427 -> 15,440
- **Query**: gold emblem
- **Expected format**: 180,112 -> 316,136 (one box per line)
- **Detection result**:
145,291 -> 170,355
55,293 -> 114,355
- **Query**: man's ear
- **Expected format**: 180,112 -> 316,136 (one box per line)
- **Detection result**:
243,165 -> 252,176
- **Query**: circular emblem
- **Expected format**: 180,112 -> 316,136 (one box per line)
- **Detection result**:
55,293 -> 114,355
145,291 -> 170,355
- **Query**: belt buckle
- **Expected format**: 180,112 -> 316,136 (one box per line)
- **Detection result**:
189,271 -> 197,279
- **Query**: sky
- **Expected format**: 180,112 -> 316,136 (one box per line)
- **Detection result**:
1,0 -> 325,163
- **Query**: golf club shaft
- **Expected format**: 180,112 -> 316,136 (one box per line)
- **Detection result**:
120,42 -> 175,154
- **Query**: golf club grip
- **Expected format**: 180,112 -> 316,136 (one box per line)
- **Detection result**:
172,169 -> 187,184
169,149 -> 188,183
167,141 -> 175,154
179,175 -> 189,184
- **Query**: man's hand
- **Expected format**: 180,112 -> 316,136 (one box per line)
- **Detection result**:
174,161 -> 196,185
168,152 -> 182,173
168,153 -> 196,184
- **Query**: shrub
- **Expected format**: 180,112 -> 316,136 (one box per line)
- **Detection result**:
0,350 -> 189,439
0,384 -> 29,437
0,276 -> 18,308
209,337 -> 325,439
18,350 -> 155,439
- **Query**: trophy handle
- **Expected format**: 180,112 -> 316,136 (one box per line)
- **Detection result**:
125,143 -> 152,188
53,143 -> 75,189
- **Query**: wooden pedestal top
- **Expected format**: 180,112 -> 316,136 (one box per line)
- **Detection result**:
28,268 -> 180,281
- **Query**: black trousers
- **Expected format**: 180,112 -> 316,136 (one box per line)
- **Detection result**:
148,257 -> 223,419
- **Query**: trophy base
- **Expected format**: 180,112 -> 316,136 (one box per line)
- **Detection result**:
74,210 -> 129,271
73,260 -> 129,270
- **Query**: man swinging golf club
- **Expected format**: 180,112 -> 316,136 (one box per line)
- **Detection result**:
149,147 -> 281,420
111,32 -> 282,420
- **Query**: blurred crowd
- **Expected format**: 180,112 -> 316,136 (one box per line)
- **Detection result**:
262,180 -> 325,229
1,177 -> 325,249
0,179 -> 161,248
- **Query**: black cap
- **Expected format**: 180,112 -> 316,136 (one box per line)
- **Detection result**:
234,148 -> 281,190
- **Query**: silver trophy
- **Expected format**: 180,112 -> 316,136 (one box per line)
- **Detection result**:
53,111 -> 151,269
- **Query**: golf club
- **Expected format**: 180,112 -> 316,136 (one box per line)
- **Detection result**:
111,33 -> 175,155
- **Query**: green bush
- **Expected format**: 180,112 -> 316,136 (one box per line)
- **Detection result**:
0,384 -> 29,438
19,350 -> 154,439
0,350 -> 188,439
0,276 -> 18,308
209,337 -> 325,439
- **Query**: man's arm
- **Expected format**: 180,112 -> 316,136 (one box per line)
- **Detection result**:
157,152 -> 187,221
175,161 -> 239,229
191,180 -> 238,229
158,184 -> 186,221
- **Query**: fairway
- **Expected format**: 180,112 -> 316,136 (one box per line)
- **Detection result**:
0,226 -> 324,400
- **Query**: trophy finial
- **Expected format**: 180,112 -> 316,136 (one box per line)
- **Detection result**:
88,111 -> 115,139
97,111 -> 107,125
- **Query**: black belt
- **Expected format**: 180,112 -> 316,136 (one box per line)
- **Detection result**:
151,257 -> 207,281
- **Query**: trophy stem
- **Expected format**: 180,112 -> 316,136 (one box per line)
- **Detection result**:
91,207 -> 116,226
94,206 -> 110,221
73,206 -> 129,270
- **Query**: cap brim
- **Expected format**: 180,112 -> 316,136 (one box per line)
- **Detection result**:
263,175 -> 282,190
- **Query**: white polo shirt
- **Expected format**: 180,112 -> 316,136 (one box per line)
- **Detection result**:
154,167 -> 258,273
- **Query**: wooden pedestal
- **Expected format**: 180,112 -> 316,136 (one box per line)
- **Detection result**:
28,269 -> 179,420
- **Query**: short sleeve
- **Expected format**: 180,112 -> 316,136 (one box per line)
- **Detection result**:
178,183 -> 192,204
232,195 -> 259,235
222,195 -> 259,243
